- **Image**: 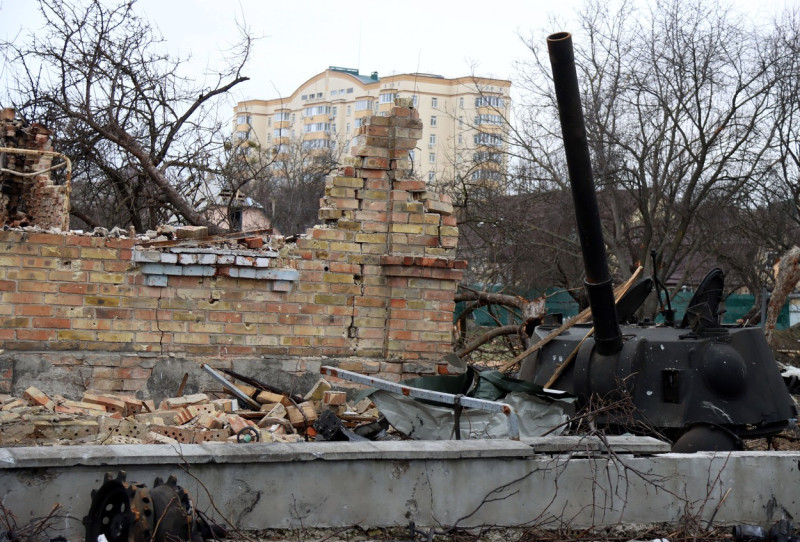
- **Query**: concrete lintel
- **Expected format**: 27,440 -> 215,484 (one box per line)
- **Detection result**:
0,439 -> 537,469
168,247 -> 279,258
0,437 -> 668,471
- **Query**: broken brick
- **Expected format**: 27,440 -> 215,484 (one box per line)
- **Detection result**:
174,406 -> 199,425
322,391 -> 347,406
82,392 -> 125,414
286,402 -> 318,427
225,413 -> 255,434
23,386 -> 55,411
304,378 -> 332,401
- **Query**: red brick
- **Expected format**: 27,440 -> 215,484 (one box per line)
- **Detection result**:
64,236 -> 94,247
32,317 -> 71,329
2,292 -> 43,304
16,329 -> 56,341
25,233 -> 65,245
225,413 -> 255,434
17,305 -> 54,317
82,392 -> 124,414
95,308 -> 131,319
209,312 -> 242,323
363,157 -> 390,169
23,386 -> 55,410
104,261 -> 133,272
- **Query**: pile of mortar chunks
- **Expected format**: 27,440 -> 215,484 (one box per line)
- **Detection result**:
0,378 -> 381,447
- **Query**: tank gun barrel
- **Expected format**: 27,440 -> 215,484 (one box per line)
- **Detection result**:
547,32 -> 623,355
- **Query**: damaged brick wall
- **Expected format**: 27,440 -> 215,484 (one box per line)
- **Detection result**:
0,108 -> 70,230
0,103 -> 465,397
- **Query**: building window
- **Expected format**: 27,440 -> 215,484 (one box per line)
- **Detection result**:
409,150 -> 415,161
317,92 -> 323,98
268,118 -> 271,127
459,97 -> 464,109
273,128 -> 289,138
430,115 -> 437,127
331,90 -> 336,96
355,118 -> 366,128
476,114 -> 503,125
471,169 -> 504,181
429,134 -> 436,147
474,151 -> 502,163
428,171 -> 435,182
301,94 -> 308,101
332,106 -> 337,117
458,133 -> 463,144
347,105 -> 352,115
355,99 -> 373,111
237,114 -> 251,125
475,95 -> 504,108
380,92 -> 397,104
302,139 -> 335,150
305,105 -> 331,117
431,97 -> 438,108
347,87 -> 354,94
304,122 -> 331,134
429,152 -> 436,163
346,123 -> 351,132
291,114 -> 296,123
458,116 -> 463,126
274,112 -> 290,122
412,95 -> 418,108
474,132 -> 502,147
229,208 -> 243,232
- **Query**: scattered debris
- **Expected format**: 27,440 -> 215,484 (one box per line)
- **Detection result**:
320,365 -> 574,440
0,361 -> 577,446
0,374 -> 382,446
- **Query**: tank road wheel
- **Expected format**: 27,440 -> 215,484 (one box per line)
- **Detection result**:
671,423 -> 744,453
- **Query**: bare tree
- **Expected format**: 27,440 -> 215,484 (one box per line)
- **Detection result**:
245,135 -> 343,236
496,0 -> 784,317
1,0 -> 252,233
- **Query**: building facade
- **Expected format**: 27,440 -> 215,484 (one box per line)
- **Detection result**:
233,67 -> 511,189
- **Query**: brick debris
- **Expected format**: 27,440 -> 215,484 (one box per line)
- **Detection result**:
0,378 -> 380,447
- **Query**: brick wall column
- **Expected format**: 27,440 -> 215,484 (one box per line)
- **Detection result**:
303,100 -> 465,363
0,108 -> 69,230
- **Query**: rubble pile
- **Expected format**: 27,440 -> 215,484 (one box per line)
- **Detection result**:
0,377 -> 381,447
1,222 -> 285,250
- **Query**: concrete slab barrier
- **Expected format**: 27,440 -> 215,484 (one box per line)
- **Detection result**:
0,437 -> 796,539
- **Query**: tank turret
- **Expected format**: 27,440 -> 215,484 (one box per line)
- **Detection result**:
519,33 -> 796,452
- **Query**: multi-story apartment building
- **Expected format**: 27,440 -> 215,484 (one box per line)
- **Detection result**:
232,66 -> 511,189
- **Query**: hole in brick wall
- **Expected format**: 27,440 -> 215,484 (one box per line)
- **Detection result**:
353,274 -> 362,284
324,266 -> 330,271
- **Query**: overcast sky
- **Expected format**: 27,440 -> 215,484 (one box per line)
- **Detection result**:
1,0 -> 794,112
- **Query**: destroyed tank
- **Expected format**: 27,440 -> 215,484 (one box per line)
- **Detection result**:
518,33 -> 797,452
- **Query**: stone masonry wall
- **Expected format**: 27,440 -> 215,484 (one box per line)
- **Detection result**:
0,103 -> 465,398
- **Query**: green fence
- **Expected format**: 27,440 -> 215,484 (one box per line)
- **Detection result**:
457,286 -> 790,330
